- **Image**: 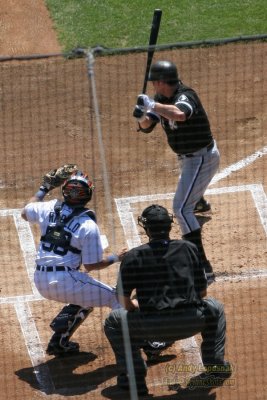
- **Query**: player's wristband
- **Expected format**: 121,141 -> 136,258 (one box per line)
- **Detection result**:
107,254 -> 119,264
35,186 -> 48,200
150,100 -> 156,110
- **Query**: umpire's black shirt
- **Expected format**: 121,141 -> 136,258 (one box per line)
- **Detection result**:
118,239 -> 207,313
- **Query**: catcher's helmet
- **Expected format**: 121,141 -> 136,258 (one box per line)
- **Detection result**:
148,60 -> 178,83
138,204 -> 173,238
62,171 -> 94,206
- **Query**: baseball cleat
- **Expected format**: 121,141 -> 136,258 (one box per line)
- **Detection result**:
187,361 -> 232,390
46,339 -> 80,356
194,198 -> 211,213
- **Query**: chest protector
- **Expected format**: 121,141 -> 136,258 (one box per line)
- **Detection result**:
41,203 -> 95,256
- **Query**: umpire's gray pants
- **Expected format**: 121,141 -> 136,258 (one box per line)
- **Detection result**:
104,297 -> 226,378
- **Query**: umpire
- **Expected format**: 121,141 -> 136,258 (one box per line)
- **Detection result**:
104,204 -> 231,395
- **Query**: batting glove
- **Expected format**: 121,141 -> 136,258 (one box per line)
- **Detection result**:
133,105 -> 147,122
137,94 -> 155,111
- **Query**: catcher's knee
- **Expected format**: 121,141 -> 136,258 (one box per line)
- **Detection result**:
50,304 -> 93,336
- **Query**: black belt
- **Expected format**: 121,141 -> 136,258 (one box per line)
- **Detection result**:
36,265 -> 72,272
181,140 -> 214,158
146,304 -> 199,315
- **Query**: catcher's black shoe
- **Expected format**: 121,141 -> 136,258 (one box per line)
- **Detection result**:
46,338 -> 80,356
117,373 -> 149,396
194,197 -> 211,213
187,361 -> 232,390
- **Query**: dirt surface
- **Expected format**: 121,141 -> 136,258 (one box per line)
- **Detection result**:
0,2 -> 266,400
0,0 -> 61,56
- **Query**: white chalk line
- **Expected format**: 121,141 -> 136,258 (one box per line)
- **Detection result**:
13,210 -> 40,296
0,146 -> 266,395
15,302 -> 55,393
0,293 -> 43,305
210,145 -> 267,185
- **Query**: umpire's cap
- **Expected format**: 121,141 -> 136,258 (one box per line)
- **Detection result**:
148,60 -> 178,83
138,204 -> 173,237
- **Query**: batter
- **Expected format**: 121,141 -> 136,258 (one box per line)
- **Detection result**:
133,60 -> 220,283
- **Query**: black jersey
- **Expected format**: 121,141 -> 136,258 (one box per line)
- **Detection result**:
118,239 -> 207,313
155,82 -> 213,155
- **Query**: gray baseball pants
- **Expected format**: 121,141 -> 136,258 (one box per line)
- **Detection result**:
104,297 -> 226,378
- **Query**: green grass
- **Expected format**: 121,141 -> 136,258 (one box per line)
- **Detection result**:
45,0 -> 267,51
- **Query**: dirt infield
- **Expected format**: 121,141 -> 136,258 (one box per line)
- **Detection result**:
0,0 -> 61,56
0,3 -> 266,400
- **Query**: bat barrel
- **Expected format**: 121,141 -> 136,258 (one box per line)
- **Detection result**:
142,9 -> 162,94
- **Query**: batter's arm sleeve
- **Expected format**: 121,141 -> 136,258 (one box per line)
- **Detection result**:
175,91 -> 198,119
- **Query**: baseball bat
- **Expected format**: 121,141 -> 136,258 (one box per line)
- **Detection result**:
142,9 -> 162,94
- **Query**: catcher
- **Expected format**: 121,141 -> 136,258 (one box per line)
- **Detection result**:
21,164 -> 127,356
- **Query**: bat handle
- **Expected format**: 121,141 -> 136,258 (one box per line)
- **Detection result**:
142,83 -> 147,94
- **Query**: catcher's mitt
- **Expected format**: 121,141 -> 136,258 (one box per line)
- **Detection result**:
41,164 -> 78,191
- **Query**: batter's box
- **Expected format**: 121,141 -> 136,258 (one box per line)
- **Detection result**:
115,184 -> 267,249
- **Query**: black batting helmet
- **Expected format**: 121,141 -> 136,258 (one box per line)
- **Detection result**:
148,60 -> 178,83
138,204 -> 173,238
62,171 -> 94,207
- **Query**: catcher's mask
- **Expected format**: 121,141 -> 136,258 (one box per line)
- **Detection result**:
148,60 -> 178,84
138,204 -> 173,238
62,171 -> 94,206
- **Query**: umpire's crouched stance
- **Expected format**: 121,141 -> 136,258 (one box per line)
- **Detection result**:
104,204 -> 231,395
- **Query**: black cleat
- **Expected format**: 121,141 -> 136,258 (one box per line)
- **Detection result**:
194,198 -> 211,213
